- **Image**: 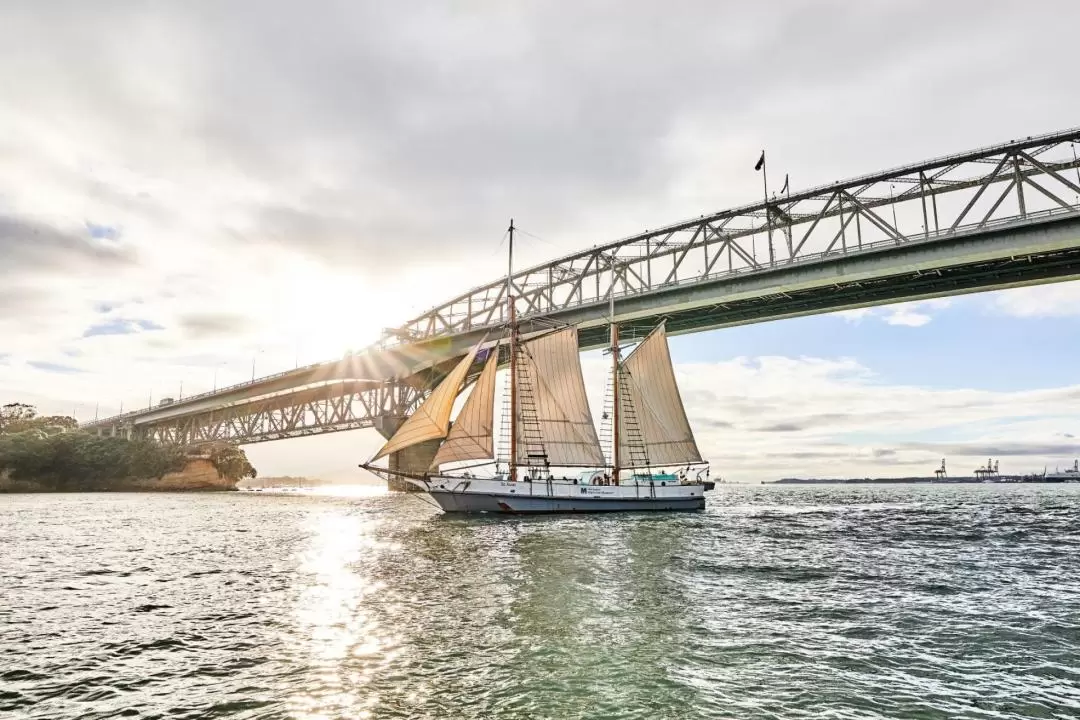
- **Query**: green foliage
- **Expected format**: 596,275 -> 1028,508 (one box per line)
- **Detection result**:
207,444 -> 257,481
0,402 -> 187,490
0,403 -> 79,436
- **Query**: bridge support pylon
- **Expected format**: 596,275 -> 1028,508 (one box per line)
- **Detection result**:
374,416 -> 440,492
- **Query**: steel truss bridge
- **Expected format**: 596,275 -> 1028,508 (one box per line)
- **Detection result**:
85,127 -> 1080,447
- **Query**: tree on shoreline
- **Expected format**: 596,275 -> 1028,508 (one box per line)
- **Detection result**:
207,443 -> 257,482
0,403 -> 78,436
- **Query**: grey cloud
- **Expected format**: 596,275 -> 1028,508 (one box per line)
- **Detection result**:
711,399 -> 775,417
900,441 -> 1080,457
0,285 -> 48,314
6,1 -> 1070,274
28,360 -> 85,374
179,313 -> 250,339
765,450 -> 846,461
760,448 -> 931,468
757,422 -> 804,433
698,419 -> 735,430
0,215 -> 135,279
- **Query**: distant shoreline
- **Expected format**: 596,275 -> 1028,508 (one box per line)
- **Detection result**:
765,477 -> 1068,485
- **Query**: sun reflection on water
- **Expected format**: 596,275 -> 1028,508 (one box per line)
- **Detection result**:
288,508 -> 396,719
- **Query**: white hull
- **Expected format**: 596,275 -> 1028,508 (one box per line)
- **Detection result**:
411,476 -> 706,514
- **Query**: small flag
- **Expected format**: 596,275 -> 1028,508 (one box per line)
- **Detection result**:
780,173 -> 789,195
754,151 -> 765,171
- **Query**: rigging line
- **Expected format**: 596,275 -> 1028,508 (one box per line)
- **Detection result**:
403,489 -> 443,511
489,228 -> 511,256
515,227 -> 556,246
437,459 -> 498,472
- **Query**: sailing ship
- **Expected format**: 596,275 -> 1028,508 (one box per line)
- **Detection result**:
361,222 -> 711,514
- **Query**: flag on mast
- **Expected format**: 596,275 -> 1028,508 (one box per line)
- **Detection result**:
780,173 -> 789,195
754,151 -> 765,171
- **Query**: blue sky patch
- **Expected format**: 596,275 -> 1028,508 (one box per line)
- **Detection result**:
671,297 -> 1080,393
86,222 -> 121,241
83,318 -> 164,337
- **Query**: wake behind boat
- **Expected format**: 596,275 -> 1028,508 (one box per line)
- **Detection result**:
361,221 -> 711,514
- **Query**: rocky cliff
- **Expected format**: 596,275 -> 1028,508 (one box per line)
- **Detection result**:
0,457 -> 238,493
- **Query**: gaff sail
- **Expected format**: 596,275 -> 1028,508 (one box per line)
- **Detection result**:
514,327 -> 606,467
371,343 -> 481,461
429,350 -> 498,468
617,323 -> 702,468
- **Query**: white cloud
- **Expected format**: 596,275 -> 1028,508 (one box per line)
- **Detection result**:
883,309 -> 932,327
670,354 -> 1080,482
835,299 -> 950,327
990,281 -> 1080,318
837,308 -> 874,323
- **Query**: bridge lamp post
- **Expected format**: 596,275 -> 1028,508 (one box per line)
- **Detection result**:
213,361 -> 228,391
251,349 -> 265,382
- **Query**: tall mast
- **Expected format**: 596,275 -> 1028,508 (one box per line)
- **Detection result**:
507,219 -> 517,483
609,255 -> 620,484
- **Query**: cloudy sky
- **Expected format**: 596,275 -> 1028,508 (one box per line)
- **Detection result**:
3,0 -> 1080,482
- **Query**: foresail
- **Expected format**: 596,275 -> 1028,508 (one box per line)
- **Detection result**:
430,350 -> 498,468
617,323 -> 703,468
515,327 -> 606,467
372,343 -> 481,462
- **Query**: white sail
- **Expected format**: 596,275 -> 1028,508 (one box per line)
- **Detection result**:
372,343 -> 481,461
617,323 -> 702,468
430,350 -> 498,468
515,327 -> 606,467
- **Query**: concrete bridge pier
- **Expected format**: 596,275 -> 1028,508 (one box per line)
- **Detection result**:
374,416 -> 440,492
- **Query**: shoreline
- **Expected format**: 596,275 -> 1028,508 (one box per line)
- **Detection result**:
765,477 -> 1075,485
0,457 -> 239,493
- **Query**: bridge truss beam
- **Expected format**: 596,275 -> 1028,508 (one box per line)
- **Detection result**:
397,127 -> 1080,342
126,381 -> 424,446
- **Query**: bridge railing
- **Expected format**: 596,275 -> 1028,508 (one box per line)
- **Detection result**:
395,127 -> 1080,341
84,358 -> 345,428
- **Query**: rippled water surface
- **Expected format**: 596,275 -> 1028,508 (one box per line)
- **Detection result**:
3,484 -> 1080,719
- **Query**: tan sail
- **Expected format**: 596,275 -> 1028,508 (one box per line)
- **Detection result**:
430,350 -> 498,468
514,327 -> 606,467
617,323 -> 702,468
372,343 -> 481,462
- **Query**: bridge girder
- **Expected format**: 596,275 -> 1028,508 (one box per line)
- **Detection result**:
124,381 -> 425,446
396,126 -> 1080,342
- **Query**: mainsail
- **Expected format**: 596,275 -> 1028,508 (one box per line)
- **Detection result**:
429,350 -> 498,468
617,323 -> 702,468
514,327 -> 606,467
372,343 -> 481,461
